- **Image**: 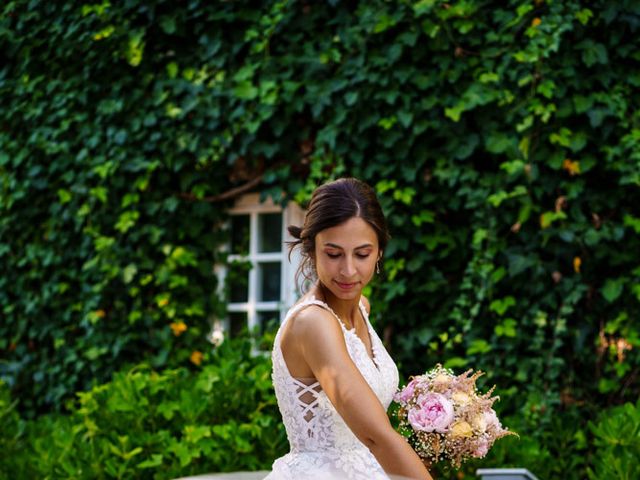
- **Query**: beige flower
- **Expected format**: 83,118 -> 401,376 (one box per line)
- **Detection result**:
450,421 -> 473,438
433,373 -> 452,385
472,414 -> 487,433
452,391 -> 471,406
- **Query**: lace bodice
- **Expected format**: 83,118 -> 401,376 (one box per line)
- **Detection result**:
265,296 -> 399,480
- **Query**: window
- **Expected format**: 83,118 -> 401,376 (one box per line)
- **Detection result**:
215,194 -> 304,340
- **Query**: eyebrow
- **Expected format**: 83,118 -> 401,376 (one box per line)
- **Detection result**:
323,242 -> 374,250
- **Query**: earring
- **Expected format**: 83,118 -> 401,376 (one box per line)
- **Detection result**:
376,260 -> 380,274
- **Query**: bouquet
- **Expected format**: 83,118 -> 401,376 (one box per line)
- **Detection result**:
394,364 -> 516,468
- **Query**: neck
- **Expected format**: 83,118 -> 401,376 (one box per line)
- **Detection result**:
316,282 -> 361,327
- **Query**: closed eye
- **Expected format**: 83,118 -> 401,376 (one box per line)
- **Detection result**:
325,252 -> 371,259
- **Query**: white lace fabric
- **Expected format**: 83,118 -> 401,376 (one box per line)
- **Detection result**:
264,297 -> 399,480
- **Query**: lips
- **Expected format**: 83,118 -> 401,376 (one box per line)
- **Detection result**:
335,281 -> 358,290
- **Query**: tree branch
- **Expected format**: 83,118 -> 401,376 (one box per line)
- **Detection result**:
177,173 -> 265,203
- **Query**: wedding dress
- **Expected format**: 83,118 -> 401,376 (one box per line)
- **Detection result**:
264,296 -> 400,480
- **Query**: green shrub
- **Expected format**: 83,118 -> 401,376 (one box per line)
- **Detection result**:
472,403 -> 592,480
1,337 -> 286,480
588,400 -> 640,480
0,381 -> 28,479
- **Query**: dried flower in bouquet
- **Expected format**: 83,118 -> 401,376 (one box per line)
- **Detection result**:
394,364 -> 516,468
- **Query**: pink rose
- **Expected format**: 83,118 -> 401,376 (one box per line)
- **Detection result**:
407,392 -> 454,433
472,438 -> 490,458
394,378 -> 418,404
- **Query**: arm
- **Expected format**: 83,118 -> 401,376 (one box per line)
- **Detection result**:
291,307 -> 433,480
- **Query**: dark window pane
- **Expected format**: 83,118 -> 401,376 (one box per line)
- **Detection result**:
258,213 -> 282,253
228,260 -> 251,303
228,312 -> 247,337
257,310 -> 280,329
259,262 -> 281,301
257,310 -> 280,349
230,215 -> 250,255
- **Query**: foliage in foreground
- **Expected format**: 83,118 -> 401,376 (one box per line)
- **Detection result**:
0,337 -> 287,479
587,398 -> 640,480
3,369 -> 640,479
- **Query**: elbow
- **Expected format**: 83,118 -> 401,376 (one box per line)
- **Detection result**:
361,435 -> 377,451
360,428 -> 396,454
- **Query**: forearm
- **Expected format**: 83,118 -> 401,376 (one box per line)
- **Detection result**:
367,430 -> 433,480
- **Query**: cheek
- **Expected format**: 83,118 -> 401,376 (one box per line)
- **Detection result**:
314,256 -> 332,275
361,258 -> 377,275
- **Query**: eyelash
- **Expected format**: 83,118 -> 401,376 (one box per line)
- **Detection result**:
326,253 -> 370,259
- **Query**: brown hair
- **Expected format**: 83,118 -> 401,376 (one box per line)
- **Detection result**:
288,178 -> 390,288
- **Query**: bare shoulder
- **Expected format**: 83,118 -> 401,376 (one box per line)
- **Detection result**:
284,304 -> 344,346
289,305 -> 341,337
280,304 -> 347,378
360,295 -> 371,314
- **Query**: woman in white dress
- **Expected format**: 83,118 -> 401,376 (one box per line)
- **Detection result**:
265,178 -> 432,480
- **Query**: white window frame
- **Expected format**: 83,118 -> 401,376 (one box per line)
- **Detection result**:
215,193 -> 304,337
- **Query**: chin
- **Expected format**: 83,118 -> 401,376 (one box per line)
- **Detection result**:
328,282 -> 363,300
334,291 -> 361,301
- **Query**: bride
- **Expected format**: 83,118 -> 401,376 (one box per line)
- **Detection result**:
265,178 -> 432,480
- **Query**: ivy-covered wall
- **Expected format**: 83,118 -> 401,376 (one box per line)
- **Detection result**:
1,2 -> 639,475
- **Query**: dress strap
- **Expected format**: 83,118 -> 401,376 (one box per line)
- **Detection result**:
358,297 -> 369,320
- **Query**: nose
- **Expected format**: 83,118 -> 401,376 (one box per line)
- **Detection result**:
340,255 -> 357,277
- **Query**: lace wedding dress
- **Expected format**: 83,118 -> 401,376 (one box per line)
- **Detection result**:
264,296 -> 400,480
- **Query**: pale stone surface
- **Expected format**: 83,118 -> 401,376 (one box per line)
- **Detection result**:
476,468 -> 540,480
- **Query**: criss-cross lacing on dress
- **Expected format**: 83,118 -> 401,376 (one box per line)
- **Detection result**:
264,296 -> 399,480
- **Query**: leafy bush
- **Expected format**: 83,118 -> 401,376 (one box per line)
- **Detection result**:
588,399 -> 640,480
0,380 -> 29,479
0,338 -> 286,480
472,404 -> 591,480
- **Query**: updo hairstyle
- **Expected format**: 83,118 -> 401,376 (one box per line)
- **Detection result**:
288,178 -> 390,287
